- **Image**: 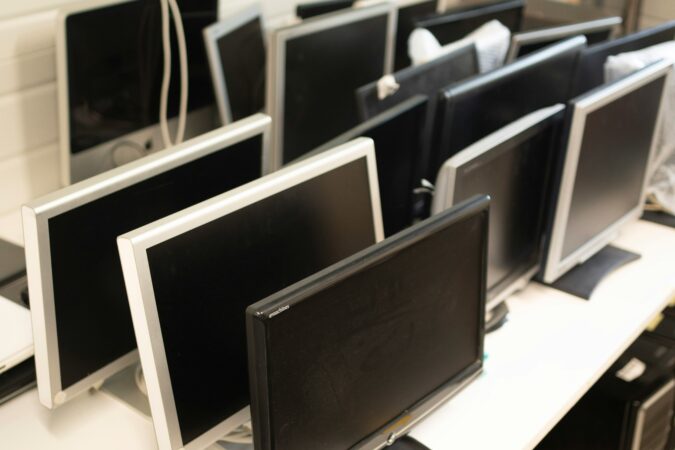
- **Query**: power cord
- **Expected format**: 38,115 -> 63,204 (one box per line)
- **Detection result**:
134,363 -> 148,397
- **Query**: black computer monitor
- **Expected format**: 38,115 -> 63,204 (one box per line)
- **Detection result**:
416,0 -> 524,45
247,195 -> 488,450
542,61 -> 670,284
310,96 -> 430,237
428,36 -> 585,179
394,0 -> 438,70
23,115 -> 271,409
117,139 -> 384,450
296,0 -> 354,19
433,105 -> 564,309
58,0 -> 218,183
356,41 -> 478,121
572,20 -> 675,97
204,5 -> 265,125
267,3 -> 395,167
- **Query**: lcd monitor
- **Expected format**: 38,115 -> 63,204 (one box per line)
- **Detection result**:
22,114 -> 271,410
416,0 -> 524,46
505,16 -> 622,63
310,96 -> 430,237
542,61 -> 671,283
356,41 -> 478,121
204,5 -> 266,125
433,104 -> 564,309
267,3 -> 396,167
246,195 -> 488,450
117,138 -> 384,450
428,36 -> 585,180
296,0 -> 354,19
394,0 -> 438,70
57,0 -> 218,184
572,20 -> 675,97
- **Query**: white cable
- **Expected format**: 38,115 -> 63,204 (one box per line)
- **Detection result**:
159,0 -> 173,148
134,364 -> 148,397
168,0 -> 188,144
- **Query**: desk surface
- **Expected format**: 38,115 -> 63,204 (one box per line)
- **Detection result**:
0,213 -> 673,450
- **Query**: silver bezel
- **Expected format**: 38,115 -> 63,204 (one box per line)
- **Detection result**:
22,113 -> 272,410
266,1 -> 397,169
117,137 -> 384,450
542,60 -> 672,284
203,4 -> 264,126
432,104 -> 565,309
505,16 -> 622,63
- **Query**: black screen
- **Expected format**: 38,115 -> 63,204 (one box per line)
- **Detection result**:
417,0 -> 524,45
430,38 -> 583,177
296,0 -> 354,19
215,16 -> 265,122
394,0 -> 438,70
571,21 -> 675,97
452,113 -> 559,303
48,135 -> 263,390
517,28 -> 614,59
561,76 -> 666,259
356,43 -> 478,121
250,205 -> 487,450
65,0 -> 216,154
146,158 -> 377,445
281,12 -> 389,163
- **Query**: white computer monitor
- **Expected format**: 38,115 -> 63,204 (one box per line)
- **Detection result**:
23,114 -> 271,409
117,138 -> 384,450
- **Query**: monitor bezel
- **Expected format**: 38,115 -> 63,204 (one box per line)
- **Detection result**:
266,2 -> 397,169
247,195 -> 488,450
505,16 -> 622,63
22,113 -> 272,410
203,4 -> 265,126
116,137 -> 384,450
542,61 -> 672,283
432,104 -> 565,310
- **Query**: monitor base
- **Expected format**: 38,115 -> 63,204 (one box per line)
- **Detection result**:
100,365 -> 151,417
547,245 -> 641,300
388,436 -> 431,450
485,301 -> 510,333
642,210 -> 675,229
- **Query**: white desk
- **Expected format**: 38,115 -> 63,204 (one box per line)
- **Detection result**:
0,211 -> 673,450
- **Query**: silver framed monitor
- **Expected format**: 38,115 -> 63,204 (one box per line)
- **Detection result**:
542,61 -> 672,284
117,138 -> 384,450
433,104 -> 565,310
267,2 -> 397,168
505,16 -> 622,63
23,114 -> 271,410
57,0 -> 217,185
203,4 -> 265,126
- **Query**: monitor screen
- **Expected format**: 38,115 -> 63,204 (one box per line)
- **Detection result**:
312,96 -> 430,237
296,0 -> 354,19
429,36 -> 585,179
270,4 -> 393,165
65,0 -> 216,155
434,105 -> 564,307
356,41 -> 478,121
394,0 -> 438,70
572,20 -> 675,97
247,196 -> 488,450
128,142 -> 382,447
26,118 -> 268,406
416,0 -> 524,45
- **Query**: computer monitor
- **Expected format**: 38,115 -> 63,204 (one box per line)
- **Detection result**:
246,195 -> 488,450
356,41 -> 478,121
572,20 -> 675,97
433,104 -> 564,310
394,0 -> 439,70
57,0 -> 218,185
429,36 -> 585,180
296,0 -> 354,19
203,5 -> 266,125
542,61 -> 671,284
415,0 -> 524,46
267,3 -> 396,167
117,138 -> 384,450
309,96 -> 430,237
505,16 -> 622,63
22,114 -> 271,410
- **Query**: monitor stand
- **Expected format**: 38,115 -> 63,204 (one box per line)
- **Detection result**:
642,210 -> 675,229
388,436 -> 431,450
100,364 -> 151,416
546,245 -> 641,300
485,302 -> 509,333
